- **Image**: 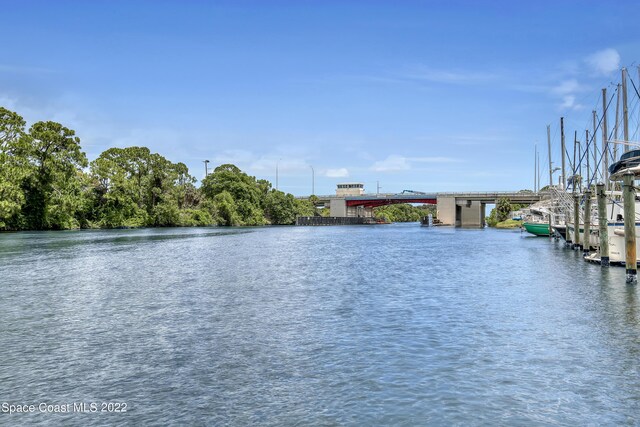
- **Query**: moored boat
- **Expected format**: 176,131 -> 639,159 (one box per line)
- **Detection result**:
522,221 -> 550,236
609,149 -> 640,180
553,224 -> 567,240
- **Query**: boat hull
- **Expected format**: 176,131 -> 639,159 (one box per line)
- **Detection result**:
523,222 -> 550,236
603,223 -> 640,264
566,224 -> 599,249
553,225 -> 567,241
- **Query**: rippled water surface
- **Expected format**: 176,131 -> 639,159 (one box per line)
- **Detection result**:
1,224 -> 640,425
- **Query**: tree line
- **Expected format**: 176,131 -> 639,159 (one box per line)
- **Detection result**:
0,107 -> 316,230
373,203 -> 436,223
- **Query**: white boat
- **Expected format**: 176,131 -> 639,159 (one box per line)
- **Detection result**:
582,198 -> 640,265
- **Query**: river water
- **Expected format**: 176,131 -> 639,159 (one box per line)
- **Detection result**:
0,224 -> 639,425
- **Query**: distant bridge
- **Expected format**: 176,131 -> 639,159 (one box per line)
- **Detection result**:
300,191 -> 544,228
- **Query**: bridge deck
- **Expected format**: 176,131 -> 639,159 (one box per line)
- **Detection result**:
303,191 -> 543,205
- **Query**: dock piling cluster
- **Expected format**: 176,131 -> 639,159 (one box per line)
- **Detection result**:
524,67 -> 640,283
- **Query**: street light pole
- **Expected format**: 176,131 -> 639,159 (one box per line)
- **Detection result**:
310,165 -> 315,196
203,159 -> 210,177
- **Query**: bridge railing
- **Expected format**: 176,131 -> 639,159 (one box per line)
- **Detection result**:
298,191 -> 545,200
435,191 -> 542,197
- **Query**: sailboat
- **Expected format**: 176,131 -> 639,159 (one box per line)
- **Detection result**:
522,206 -> 551,236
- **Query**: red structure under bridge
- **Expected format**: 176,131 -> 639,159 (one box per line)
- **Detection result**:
345,194 -> 437,208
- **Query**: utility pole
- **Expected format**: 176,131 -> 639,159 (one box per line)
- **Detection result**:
203,159 -> 210,177
622,67 -> 630,152
560,117 -> 566,190
547,125 -> 553,187
602,88 -> 609,189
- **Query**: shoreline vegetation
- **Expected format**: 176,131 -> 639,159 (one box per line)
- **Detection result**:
486,197 -> 524,229
0,107 -> 433,231
494,219 -> 523,229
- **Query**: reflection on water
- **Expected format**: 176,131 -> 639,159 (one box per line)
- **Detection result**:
0,225 -> 639,425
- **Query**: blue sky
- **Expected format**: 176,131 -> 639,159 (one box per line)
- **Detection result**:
2,0 -> 640,195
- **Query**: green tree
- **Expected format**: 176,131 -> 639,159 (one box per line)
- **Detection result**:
264,190 -> 297,224
295,197 -> 316,217
0,108 -> 27,228
17,121 -> 88,229
0,107 -> 26,149
201,164 -> 267,225
90,147 -> 151,227
496,197 -> 512,222
213,191 -> 242,226
90,147 -> 201,227
1,106 -> 326,230
374,203 -> 424,222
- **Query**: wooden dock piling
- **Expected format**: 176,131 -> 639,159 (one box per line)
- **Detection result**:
596,183 -> 609,266
583,190 -> 592,254
573,194 -> 581,250
623,173 -> 636,282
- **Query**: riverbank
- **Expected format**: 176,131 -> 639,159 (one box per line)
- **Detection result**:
494,219 -> 523,229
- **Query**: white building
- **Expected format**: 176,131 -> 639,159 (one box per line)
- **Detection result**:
336,182 -> 364,197
330,183 -> 373,217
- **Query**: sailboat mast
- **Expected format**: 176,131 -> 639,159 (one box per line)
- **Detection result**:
586,130 -> 590,189
592,110 -> 598,182
577,134 -> 583,193
614,83 -> 621,162
537,149 -> 541,191
561,117 -> 566,189
622,67 -> 629,152
573,131 -> 578,193
547,125 -> 553,187
534,144 -> 537,192
602,88 -> 609,188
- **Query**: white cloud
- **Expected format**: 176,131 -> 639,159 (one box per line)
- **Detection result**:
559,95 -> 584,111
325,168 -> 349,178
552,79 -> 581,96
371,155 -> 411,172
411,156 -> 460,163
211,149 -> 313,175
370,154 -> 461,173
213,149 -> 259,166
550,79 -> 588,111
251,157 -> 308,173
405,67 -> 498,84
585,48 -> 620,75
